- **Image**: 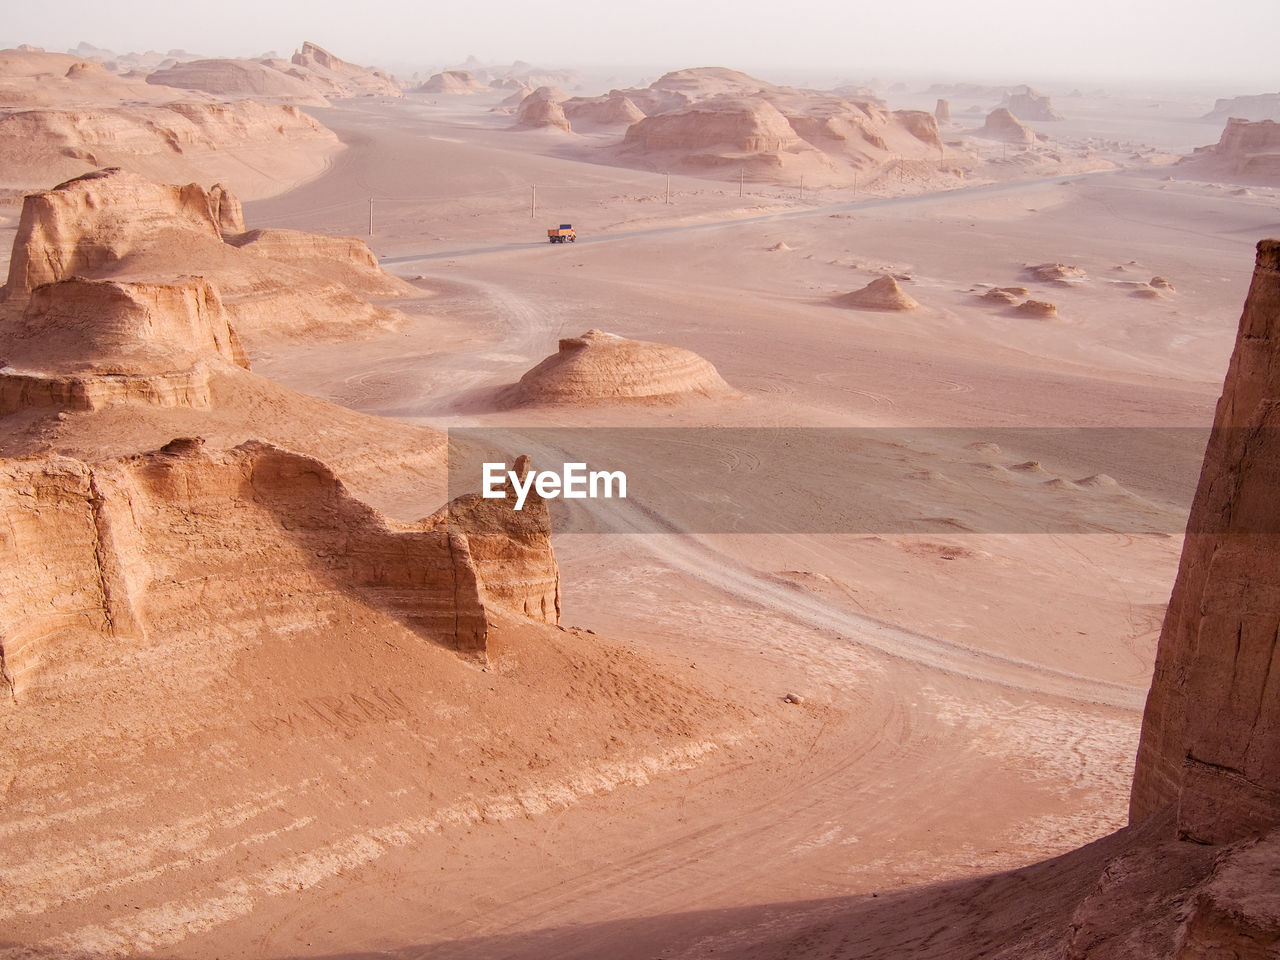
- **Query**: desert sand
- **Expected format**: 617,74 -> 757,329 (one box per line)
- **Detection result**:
1,36 -> 1278,960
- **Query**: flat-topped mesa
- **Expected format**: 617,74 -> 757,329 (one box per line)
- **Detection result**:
975,107 -> 1037,144
512,329 -> 733,405
1130,239 -> 1280,844
832,274 -> 919,311
0,277 -> 249,413
2,168 -> 233,305
145,59 -> 331,107
1191,118 -> 1280,181
0,440 -> 558,697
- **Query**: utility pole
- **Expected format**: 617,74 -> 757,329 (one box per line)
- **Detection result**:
530,185 -> 536,220
368,197 -> 374,236
665,173 -> 671,204
799,173 -> 804,201
739,167 -> 744,197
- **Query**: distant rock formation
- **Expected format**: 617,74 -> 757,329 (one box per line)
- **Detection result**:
1182,118 -> 1280,182
511,329 -> 732,405
935,98 -> 952,124
975,107 -> 1037,144
622,97 -> 802,155
1002,86 -> 1064,121
1130,238 -> 1280,844
514,87 -> 571,131
563,93 -> 647,128
0,97 -> 339,197
289,41 -> 401,99
1203,92 -> 1280,123
832,275 -> 919,311
418,70 -> 487,94
0,439 -> 558,695
145,58 -> 329,106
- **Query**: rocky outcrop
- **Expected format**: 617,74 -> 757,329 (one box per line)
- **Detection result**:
0,99 -> 339,198
563,93 -> 646,128
1016,298 -> 1059,318
289,41 -> 401,99
227,228 -> 418,299
0,440 -> 558,695
511,329 -> 732,405
1183,118 -> 1280,182
935,98 -> 952,125
622,97 -> 802,155
1130,238 -> 1280,845
0,168 -> 414,345
975,107 -> 1037,144
145,59 -> 329,106
0,277 -> 249,413
514,87 -> 571,131
1204,93 -> 1280,123
3,168 -> 228,303
418,70 -> 487,94
832,275 -> 919,311
1002,86 -> 1064,121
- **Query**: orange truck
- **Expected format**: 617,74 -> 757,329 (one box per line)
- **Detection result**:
547,223 -> 576,243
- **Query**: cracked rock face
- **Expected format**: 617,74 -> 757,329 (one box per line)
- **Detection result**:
1130,239 -> 1280,845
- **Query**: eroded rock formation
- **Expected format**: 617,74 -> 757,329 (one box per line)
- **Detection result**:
0,168 -> 415,345
514,87 -> 572,131
1130,238 -> 1280,845
0,277 -> 248,413
1183,118 -> 1280,182
1002,86 -> 1064,122
0,440 -> 558,697
563,93 -> 647,128
418,70 -> 487,94
145,58 -> 330,106
511,329 -> 732,405
289,41 -> 401,99
976,107 -> 1037,144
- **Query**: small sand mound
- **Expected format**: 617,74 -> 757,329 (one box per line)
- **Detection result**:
965,441 -> 1002,455
1150,276 -> 1175,290
832,275 -> 919,311
981,288 -> 1020,304
1009,460 -> 1044,472
769,241 -> 792,252
1027,262 -> 1088,283
511,329 -> 732,405
1016,299 -> 1059,318
1132,286 -> 1164,299
1076,473 -> 1120,489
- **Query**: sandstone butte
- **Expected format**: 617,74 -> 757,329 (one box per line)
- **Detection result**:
0,167 -> 416,350
1181,117 -> 1280,182
514,86 -> 572,132
418,69 -> 489,94
510,328 -> 734,405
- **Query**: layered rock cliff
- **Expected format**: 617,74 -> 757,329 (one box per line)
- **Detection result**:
0,439 -> 558,699
1182,118 -> 1280,182
1130,238 -> 1280,845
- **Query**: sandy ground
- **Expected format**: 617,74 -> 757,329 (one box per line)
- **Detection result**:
3,89 -> 1276,957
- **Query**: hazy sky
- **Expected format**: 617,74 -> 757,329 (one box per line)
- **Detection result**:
4,0 -> 1275,90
